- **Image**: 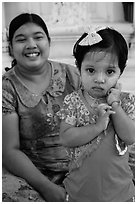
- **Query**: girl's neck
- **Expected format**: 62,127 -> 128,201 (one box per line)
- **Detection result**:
83,90 -> 107,105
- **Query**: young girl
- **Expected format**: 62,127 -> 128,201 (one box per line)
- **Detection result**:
59,26 -> 135,202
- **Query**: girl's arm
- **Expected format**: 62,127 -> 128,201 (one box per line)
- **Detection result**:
107,83 -> 135,145
60,121 -> 103,147
60,104 -> 114,147
111,102 -> 135,145
2,113 -> 66,202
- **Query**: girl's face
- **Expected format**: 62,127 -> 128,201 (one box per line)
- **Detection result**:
81,51 -> 121,98
11,23 -> 50,72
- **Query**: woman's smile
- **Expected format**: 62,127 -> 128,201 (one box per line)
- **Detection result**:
11,23 -> 50,71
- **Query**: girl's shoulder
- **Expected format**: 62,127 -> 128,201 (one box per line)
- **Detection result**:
64,91 -> 81,103
120,91 -> 135,101
120,91 -> 135,107
120,91 -> 135,120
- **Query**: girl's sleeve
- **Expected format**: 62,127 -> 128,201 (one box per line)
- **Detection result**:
2,78 -> 17,115
121,92 -> 135,120
60,92 -> 79,126
115,92 -> 135,156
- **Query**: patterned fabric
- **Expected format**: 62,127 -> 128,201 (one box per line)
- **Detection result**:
2,60 -> 80,184
60,90 -> 135,171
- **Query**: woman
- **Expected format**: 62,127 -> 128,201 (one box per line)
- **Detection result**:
2,13 -> 80,201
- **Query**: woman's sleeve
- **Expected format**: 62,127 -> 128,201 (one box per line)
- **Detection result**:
65,64 -> 81,91
60,92 -> 79,126
2,79 -> 17,115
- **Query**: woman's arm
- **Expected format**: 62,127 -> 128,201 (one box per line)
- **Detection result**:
111,102 -> 135,145
2,113 -> 66,201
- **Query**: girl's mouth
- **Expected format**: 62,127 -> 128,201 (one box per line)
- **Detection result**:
92,87 -> 104,91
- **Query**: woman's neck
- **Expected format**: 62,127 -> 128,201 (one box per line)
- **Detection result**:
15,61 -> 50,82
14,61 -> 52,94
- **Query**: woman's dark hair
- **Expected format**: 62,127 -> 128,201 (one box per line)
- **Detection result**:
9,13 -> 50,45
73,27 -> 128,74
6,13 -> 51,71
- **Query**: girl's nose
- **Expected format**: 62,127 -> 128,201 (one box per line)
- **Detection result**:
94,73 -> 106,84
26,38 -> 37,49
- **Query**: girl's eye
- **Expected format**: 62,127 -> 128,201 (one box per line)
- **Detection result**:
87,68 -> 95,74
107,69 -> 115,75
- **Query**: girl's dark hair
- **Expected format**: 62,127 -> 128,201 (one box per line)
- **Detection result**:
73,27 -> 128,74
6,13 -> 51,71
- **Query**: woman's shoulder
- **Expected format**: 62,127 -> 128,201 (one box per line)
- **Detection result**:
49,60 -> 80,90
2,68 -> 41,108
2,69 -> 16,93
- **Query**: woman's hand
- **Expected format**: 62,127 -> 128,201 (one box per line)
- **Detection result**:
107,83 -> 121,106
40,182 -> 67,202
97,103 -> 115,131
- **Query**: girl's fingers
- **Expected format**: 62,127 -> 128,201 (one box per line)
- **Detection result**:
105,110 -> 115,116
98,104 -> 113,115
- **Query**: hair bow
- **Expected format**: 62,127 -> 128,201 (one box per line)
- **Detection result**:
79,26 -> 106,46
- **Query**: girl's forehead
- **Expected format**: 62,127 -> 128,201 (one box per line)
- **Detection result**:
84,51 -> 118,63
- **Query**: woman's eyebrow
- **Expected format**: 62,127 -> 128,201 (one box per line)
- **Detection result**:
14,34 -> 25,39
33,31 -> 45,35
14,31 -> 44,39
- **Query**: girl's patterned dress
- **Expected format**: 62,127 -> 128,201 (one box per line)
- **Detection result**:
60,90 -> 135,202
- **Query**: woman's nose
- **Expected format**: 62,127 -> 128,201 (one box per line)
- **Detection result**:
94,73 -> 106,84
26,38 -> 37,49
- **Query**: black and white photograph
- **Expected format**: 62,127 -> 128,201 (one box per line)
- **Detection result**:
2,2 -> 135,202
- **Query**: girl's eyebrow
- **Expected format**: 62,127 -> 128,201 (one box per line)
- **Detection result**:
108,65 -> 118,68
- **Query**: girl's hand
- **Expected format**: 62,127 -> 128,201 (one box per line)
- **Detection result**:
97,103 -> 115,131
107,83 -> 121,106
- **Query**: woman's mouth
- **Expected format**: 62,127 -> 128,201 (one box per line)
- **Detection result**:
25,52 -> 40,58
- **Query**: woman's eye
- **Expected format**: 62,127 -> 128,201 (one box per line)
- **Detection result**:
107,70 -> 115,75
16,38 -> 26,42
35,36 -> 43,40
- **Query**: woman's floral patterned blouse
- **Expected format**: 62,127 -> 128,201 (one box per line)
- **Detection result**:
2,60 -> 80,184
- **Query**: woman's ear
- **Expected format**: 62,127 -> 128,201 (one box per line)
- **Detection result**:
9,44 -> 14,57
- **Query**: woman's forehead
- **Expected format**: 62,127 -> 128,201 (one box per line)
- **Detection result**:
13,23 -> 44,36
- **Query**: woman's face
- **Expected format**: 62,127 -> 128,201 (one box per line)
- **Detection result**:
81,51 -> 121,98
11,23 -> 50,72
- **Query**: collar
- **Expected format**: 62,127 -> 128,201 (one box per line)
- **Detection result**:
5,61 -> 67,107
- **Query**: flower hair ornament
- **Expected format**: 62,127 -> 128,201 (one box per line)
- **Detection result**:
79,26 -> 107,46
